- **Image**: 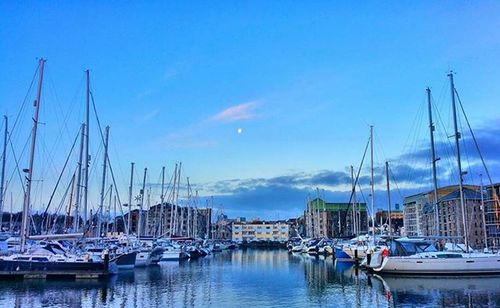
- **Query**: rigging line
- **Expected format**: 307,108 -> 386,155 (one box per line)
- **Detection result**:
49,170 -> 75,234
89,91 -> 128,228
7,65 -> 38,145
41,127 -> 80,220
454,89 -> 495,186
457,107 -> 474,185
388,165 -> 404,201
344,136 -> 371,215
7,135 -> 28,195
432,92 -> 458,182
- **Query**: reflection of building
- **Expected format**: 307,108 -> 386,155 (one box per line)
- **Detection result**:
232,221 -> 289,243
403,184 -> 491,249
304,198 -> 368,238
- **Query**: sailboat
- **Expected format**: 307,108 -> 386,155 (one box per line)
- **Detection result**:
0,60 -> 113,278
335,126 -> 387,262
366,73 -> 500,275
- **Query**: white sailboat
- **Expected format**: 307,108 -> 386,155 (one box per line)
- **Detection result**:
366,73 -> 500,275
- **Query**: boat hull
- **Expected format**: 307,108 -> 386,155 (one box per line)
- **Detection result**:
372,254 -> 500,275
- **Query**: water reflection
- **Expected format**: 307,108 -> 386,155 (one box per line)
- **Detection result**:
0,249 -> 499,307
371,274 -> 500,307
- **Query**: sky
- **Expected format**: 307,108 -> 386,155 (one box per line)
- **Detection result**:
1,1 -> 500,220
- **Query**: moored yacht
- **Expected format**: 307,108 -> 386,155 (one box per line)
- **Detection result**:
366,237 -> 500,275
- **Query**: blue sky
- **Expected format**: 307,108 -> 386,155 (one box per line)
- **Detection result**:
1,2 -> 500,220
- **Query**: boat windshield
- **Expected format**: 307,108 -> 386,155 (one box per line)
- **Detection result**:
391,240 -> 437,256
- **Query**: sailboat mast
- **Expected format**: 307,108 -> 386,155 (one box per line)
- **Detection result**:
175,163 -> 182,235
370,125 -> 376,245
20,58 -> 45,252
83,69 -> 90,228
73,123 -> 85,232
385,161 -> 392,236
351,165 -> 358,236
170,163 -> 178,236
0,115 -> 7,223
449,72 -> 469,252
427,87 -> 440,236
97,126 -> 109,237
127,162 -> 135,235
187,177 -> 191,238
106,184 -> 112,235
138,167 -> 147,238
158,166 -> 165,237
480,174 -> 489,251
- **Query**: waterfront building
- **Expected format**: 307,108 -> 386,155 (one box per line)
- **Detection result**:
484,183 -> 500,248
212,213 -> 233,240
232,220 -> 289,243
123,203 -> 212,238
375,208 -> 404,235
304,198 -> 368,238
403,185 -> 477,236
403,184 -> 491,249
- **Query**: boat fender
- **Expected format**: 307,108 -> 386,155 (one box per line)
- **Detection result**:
382,248 -> 389,257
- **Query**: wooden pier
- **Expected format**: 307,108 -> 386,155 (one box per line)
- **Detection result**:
0,270 -> 109,280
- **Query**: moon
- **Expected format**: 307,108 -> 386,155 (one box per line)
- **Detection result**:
237,128 -> 243,134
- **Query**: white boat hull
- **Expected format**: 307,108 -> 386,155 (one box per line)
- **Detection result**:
372,253 -> 500,275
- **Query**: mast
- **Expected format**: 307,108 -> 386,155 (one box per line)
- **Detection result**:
370,125 -> 376,245
97,126 -> 109,237
187,177 -> 191,237
169,163 -> 178,236
480,174 -> 489,251
427,87 -> 440,236
74,123 -> 85,232
449,72 -> 469,252
146,187 -> 151,236
159,166 -> 165,237
127,162 -> 135,235
315,188 -> 321,237
65,173 -> 76,230
351,165 -> 358,236
385,161 -> 392,236
175,163 -> 182,235
0,115 -> 7,223
20,58 -> 45,252
83,69 -> 90,228
138,167 -> 147,238
113,192 -> 117,233
106,184 -> 112,236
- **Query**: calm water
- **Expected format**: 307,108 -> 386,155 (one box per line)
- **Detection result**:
1,249 -> 500,307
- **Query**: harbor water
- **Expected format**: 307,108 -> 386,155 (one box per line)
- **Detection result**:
1,248 -> 499,307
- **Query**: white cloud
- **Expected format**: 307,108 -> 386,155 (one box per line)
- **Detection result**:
210,100 -> 260,123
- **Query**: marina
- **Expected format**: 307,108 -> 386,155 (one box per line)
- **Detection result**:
0,249 -> 499,307
2,2 -> 500,307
